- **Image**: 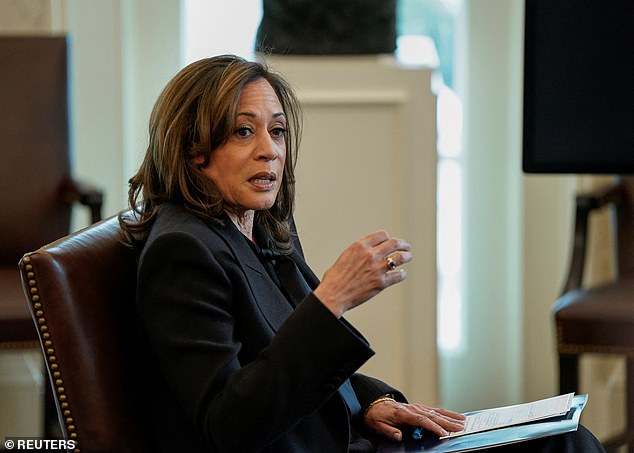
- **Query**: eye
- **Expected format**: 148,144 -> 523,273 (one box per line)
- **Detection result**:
270,127 -> 287,138
235,126 -> 253,138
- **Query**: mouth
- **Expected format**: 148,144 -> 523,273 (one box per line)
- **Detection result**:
248,172 -> 277,190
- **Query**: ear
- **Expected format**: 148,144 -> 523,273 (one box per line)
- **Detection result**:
193,154 -> 206,167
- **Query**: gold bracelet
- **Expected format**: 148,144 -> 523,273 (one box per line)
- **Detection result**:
364,396 -> 396,416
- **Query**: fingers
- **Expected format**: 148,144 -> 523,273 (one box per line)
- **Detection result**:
384,268 -> 407,288
395,406 -> 457,438
417,409 -> 465,436
411,405 -> 466,424
385,251 -> 413,270
314,230 -> 413,316
372,236 -> 412,289
364,400 -> 408,441
362,231 -> 412,258
359,231 -> 412,273
429,407 -> 467,422
409,404 -> 466,435
370,420 -> 404,442
365,400 -> 466,441
362,230 -> 391,246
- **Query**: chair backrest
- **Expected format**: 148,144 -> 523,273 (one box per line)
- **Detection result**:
18,215 -> 150,452
0,36 -> 72,264
616,176 -> 634,278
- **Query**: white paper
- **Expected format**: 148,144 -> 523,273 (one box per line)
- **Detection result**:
441,393 -> 574,439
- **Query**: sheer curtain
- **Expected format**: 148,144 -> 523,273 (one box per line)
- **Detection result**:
401,0 -> 529,412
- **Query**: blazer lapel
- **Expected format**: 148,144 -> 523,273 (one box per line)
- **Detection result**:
207,218 -> 293,332
290,248 -> 320,290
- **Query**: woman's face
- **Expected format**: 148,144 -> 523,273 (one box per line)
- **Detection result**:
197,78 -> 287,215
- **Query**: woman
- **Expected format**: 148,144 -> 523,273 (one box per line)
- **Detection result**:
120,55 -> 604,452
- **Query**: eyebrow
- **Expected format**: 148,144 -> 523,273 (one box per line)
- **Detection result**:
237,112 -> 286,119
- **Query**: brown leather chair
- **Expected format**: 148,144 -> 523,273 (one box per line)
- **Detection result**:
554,176 -> 634,452
0,36 -> 103,435
18,214 -> 150,453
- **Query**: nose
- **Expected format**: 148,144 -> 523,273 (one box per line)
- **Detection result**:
255,132 -> 278,161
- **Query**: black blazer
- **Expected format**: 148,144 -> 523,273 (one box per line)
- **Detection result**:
136,203 -> 404,453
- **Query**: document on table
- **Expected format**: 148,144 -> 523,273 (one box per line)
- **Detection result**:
441,393 -> 575,439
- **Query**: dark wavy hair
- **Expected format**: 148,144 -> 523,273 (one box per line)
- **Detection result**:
119,55 -> 302,252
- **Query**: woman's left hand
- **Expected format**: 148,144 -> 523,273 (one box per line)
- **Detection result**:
364,398 -> 466,441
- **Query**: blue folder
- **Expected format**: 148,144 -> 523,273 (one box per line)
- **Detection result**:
377,394 -> 587,453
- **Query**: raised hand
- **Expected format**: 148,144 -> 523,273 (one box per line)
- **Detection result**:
314,230 -> 412,318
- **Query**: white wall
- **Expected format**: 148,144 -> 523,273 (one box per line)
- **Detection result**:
62,0 -> 182,228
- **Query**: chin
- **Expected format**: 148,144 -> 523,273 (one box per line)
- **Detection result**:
250,198 -> 277,212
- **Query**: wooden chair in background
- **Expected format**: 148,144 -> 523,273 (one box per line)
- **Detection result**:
554,177 -> 634,452
0,36 -> 103,436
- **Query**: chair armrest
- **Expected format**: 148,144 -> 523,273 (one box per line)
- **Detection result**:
578,181 -> 626,210
61,178 -> 104,224
561,181 -> 626,294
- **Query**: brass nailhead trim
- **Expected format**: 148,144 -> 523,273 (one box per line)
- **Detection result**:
557,324 -> 634,356
24,254 -> 79,451
0,340 -> 39,349
559,343 -> 634,356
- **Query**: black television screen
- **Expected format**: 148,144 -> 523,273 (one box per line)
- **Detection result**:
522,0 -> 634,174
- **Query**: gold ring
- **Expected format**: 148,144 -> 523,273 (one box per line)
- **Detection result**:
386,256 -> 398,271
